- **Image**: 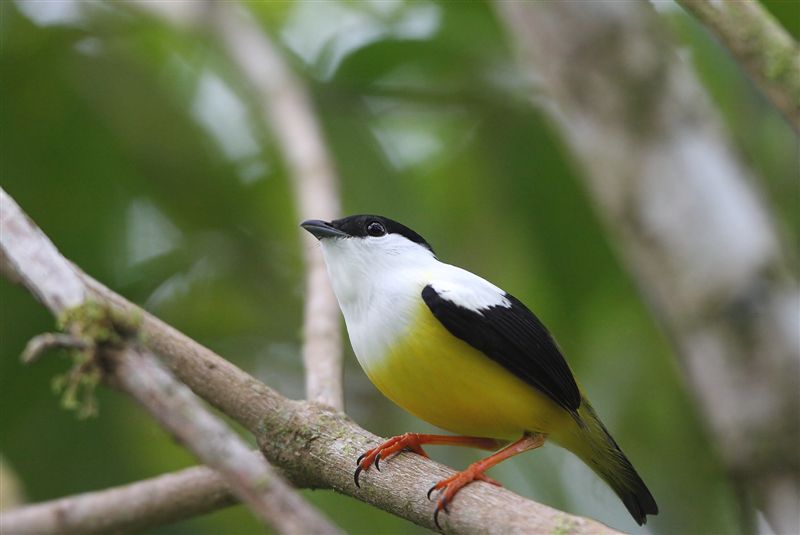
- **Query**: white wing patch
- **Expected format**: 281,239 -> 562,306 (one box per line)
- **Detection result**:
429,264 -> 511,313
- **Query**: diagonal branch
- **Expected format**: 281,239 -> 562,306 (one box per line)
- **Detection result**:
108,345 -> 341,535
0,188 -> 340,535
1,190 -> 624,533
0,190 -> 86,311
676,0 -> 800,133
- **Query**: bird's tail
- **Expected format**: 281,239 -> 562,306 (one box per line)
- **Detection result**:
555,401 -> 658,525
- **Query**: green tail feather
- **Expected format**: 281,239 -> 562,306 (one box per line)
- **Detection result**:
560,401 -> 658,525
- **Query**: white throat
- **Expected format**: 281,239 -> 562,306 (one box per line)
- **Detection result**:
318,235 -> 437,365
320,236 -> 436,314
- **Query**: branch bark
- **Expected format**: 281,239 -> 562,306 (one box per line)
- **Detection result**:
211,1 -> 345,411
0,189 -> 86,311
676,0 -> 800,133
1,190 -> 624,534
0,462 -> 235,535
0,188 -> 340,535
109,345 -> 340,535
495,2 -> 799,534
79,224 -> 626,535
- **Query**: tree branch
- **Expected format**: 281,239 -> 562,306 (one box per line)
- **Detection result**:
109,345 -> 340,535
676,0 -> 800,133
211,1 -> 345,411
1,190 -> 624,533
0,462 -> 235,535
0,188 -> 340,535
495,2 -> 800,533
0,189 -> 86,311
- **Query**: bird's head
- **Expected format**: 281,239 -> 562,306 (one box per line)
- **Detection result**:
301,215 -> 436,304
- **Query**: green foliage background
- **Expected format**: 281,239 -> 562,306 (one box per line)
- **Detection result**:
1,1 -> 797,534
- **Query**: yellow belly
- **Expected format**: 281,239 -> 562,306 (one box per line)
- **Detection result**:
362,303 -> 571,440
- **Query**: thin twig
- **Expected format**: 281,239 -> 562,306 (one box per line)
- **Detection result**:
495,2 -> 800,533
20,333 -> 89,364
0,462 -> 236,535
211,2 -> 345,411
676,0 -> 800,133
2,186 -> 625,534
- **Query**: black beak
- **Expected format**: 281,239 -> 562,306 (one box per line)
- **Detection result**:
300,219 -> 349,239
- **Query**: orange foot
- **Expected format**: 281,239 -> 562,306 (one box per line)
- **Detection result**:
427,469 -> 502,528
354,433 -> 543,529
354,433 -> 430,487
354,433 -> 500,487
426,433 -> 545,528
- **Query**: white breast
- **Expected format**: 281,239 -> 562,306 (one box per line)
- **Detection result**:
318,234 -> 510,375
343,267 -> 426,375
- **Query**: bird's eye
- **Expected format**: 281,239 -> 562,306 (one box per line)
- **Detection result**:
366,221 -> 386,237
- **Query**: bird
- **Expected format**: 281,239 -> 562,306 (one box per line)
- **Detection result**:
301,214 -> 658,528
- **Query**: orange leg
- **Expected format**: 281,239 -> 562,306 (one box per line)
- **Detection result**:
428,433 -> 546,528
354,433 -> 504,487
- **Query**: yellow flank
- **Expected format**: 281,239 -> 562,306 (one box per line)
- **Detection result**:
362,302 -> 574,441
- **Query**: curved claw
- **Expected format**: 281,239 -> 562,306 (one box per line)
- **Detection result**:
354,464 -> 364,488
433,493 -> 451,529
433,503 -> 447,529
374,453 -> 382,472
356,452 -> 367,465
429,466 -> 503,529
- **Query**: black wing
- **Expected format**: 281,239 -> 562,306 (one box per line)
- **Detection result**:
421,285 -> 581,412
